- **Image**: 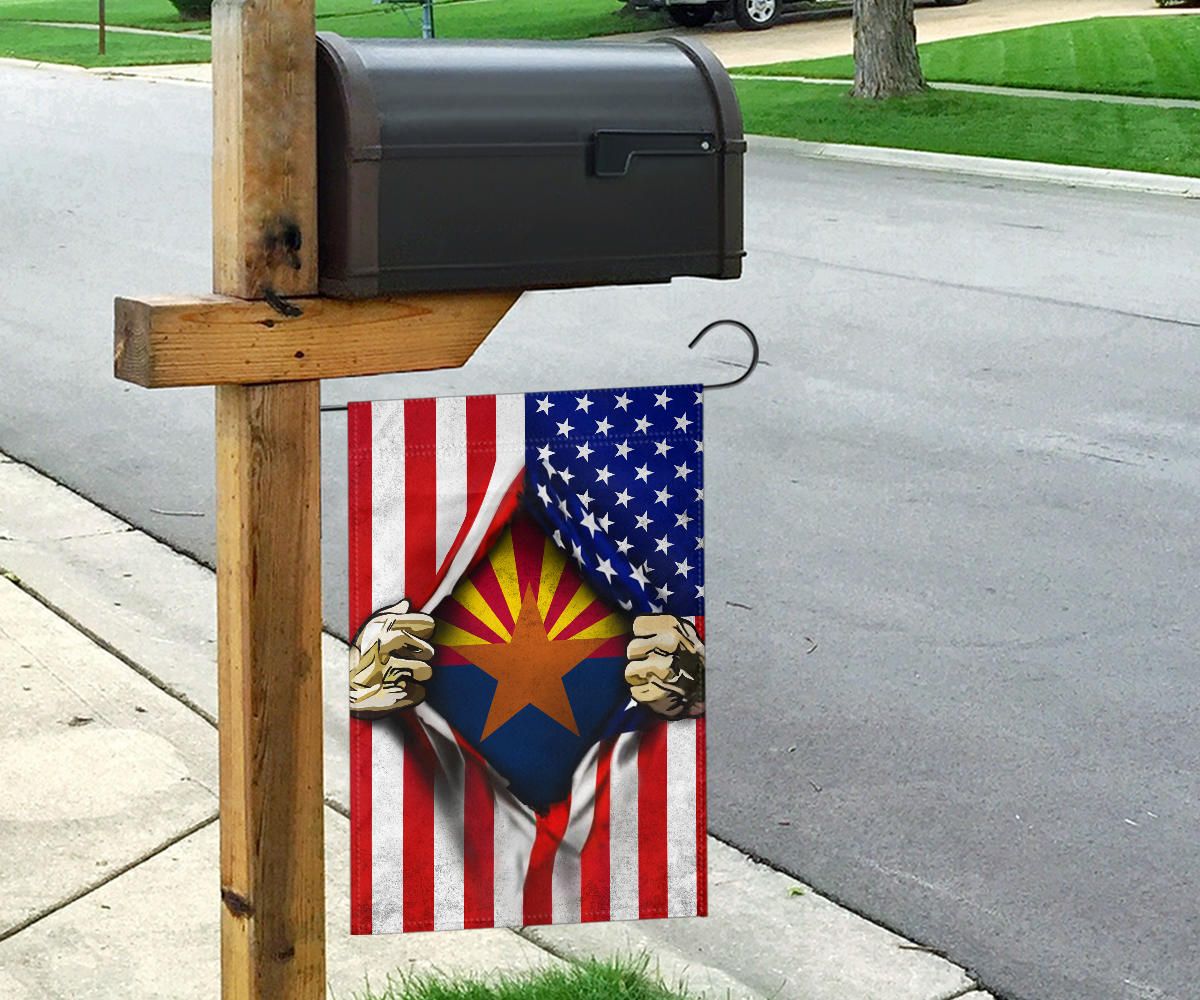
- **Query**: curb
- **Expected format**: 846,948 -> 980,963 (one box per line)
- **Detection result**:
6,55 -> 1198,199
0,55 -> 210,85
748,134 -> 1200,198
91,63 -> 211,84
0,55 -> 91,73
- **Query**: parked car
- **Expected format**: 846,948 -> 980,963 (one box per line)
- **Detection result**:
628,0 -> 965,33
633,0 -> 781,30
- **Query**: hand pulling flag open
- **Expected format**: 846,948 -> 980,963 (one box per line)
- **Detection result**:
348,385 -> 706,933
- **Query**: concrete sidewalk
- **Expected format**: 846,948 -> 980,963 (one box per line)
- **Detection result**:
0,449 -> 992,1000
737,73 -> 1200,110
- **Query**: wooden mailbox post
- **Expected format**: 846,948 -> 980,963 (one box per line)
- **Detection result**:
113,0 -> 517,994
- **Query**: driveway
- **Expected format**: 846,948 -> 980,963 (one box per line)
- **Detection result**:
619,0 -> 1186,67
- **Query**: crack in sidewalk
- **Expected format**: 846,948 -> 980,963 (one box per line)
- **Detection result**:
939,987 -> 987,1000
0,526 -> 137,543
0,566 -> 218,729
0,812 -> 219,946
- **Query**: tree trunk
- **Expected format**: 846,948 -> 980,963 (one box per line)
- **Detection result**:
852,0 -> 926,99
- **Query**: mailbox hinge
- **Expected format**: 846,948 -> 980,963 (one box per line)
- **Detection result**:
592,130 -> 718,178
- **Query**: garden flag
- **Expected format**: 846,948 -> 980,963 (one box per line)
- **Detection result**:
348,385 -> 707,933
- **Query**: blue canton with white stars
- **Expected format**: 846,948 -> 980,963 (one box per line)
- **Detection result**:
524,385 -> 704,619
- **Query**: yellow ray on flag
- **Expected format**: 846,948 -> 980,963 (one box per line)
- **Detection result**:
560,612 -> 628,641
488,529 -> 522,622
537,538 -> 567,622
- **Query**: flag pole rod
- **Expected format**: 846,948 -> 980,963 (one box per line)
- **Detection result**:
315,320 -> 760,412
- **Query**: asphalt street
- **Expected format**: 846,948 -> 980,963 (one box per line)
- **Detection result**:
3,63 -> 1199,1000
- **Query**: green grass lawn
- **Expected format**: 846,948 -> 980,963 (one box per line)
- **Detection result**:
0,0 -> 667,36
736,79 -> 1200,176
0,20 -> 209,64
0,0 -> 491,29
0,0 -> 203,30
351,959 -> 696,1000
740,15 -> 1200,100
320,0 -> 665,42
0,0 -> 666,63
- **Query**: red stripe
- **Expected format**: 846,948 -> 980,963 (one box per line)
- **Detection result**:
401,398 -> 439,933
695,717 -> 708,916
348,401 -> 374,935
402,717 -> 438,932
403,397 -> 439,608
695,615 -> 707,916
433,396 -> 499,585
637,723 -> 669,918
459,735 -> 496,929
580,741 -> 613,922
466,471 -> 525,574
523,797 -> 572,925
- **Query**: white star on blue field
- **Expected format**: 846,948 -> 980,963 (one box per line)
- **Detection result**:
525,385 -> 704,618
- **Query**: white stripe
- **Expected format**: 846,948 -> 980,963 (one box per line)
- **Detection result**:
607,729 -> 642,921
665,719 -> 699,917
551,743 -> 602,925
370,400 -> 409,933
420,393 -> 526,614
433,397 -> 467,572
371,715 -> 405,933
418,706 -> 538,931
421,709 -> 468,931
370,400 -> 407,610
493,786 -> 537,929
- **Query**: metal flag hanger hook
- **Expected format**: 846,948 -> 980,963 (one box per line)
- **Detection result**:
689,319 -> 760,391
319,319 -> 761,413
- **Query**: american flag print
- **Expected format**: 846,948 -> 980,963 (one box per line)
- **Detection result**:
348,386 -> 706,934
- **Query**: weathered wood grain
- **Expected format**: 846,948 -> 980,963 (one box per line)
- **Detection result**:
211,0 -> 318,299
216,381 -> 325,1000
114,291 -> 519,387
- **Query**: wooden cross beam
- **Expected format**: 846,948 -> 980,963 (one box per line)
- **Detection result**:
114,291 -> 519,388
113,0 -> 517,995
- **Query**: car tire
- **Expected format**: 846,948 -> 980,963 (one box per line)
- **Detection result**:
668,3 -> 718,26
733,0 -> 780,29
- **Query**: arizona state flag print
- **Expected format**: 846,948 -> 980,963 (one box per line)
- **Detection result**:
348,386 -> 706,933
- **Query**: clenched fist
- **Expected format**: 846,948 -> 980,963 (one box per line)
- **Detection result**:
350,599 -> 437,717
625,615 -> 705,720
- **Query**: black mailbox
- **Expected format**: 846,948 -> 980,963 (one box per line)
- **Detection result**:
315,33 -> 745,298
